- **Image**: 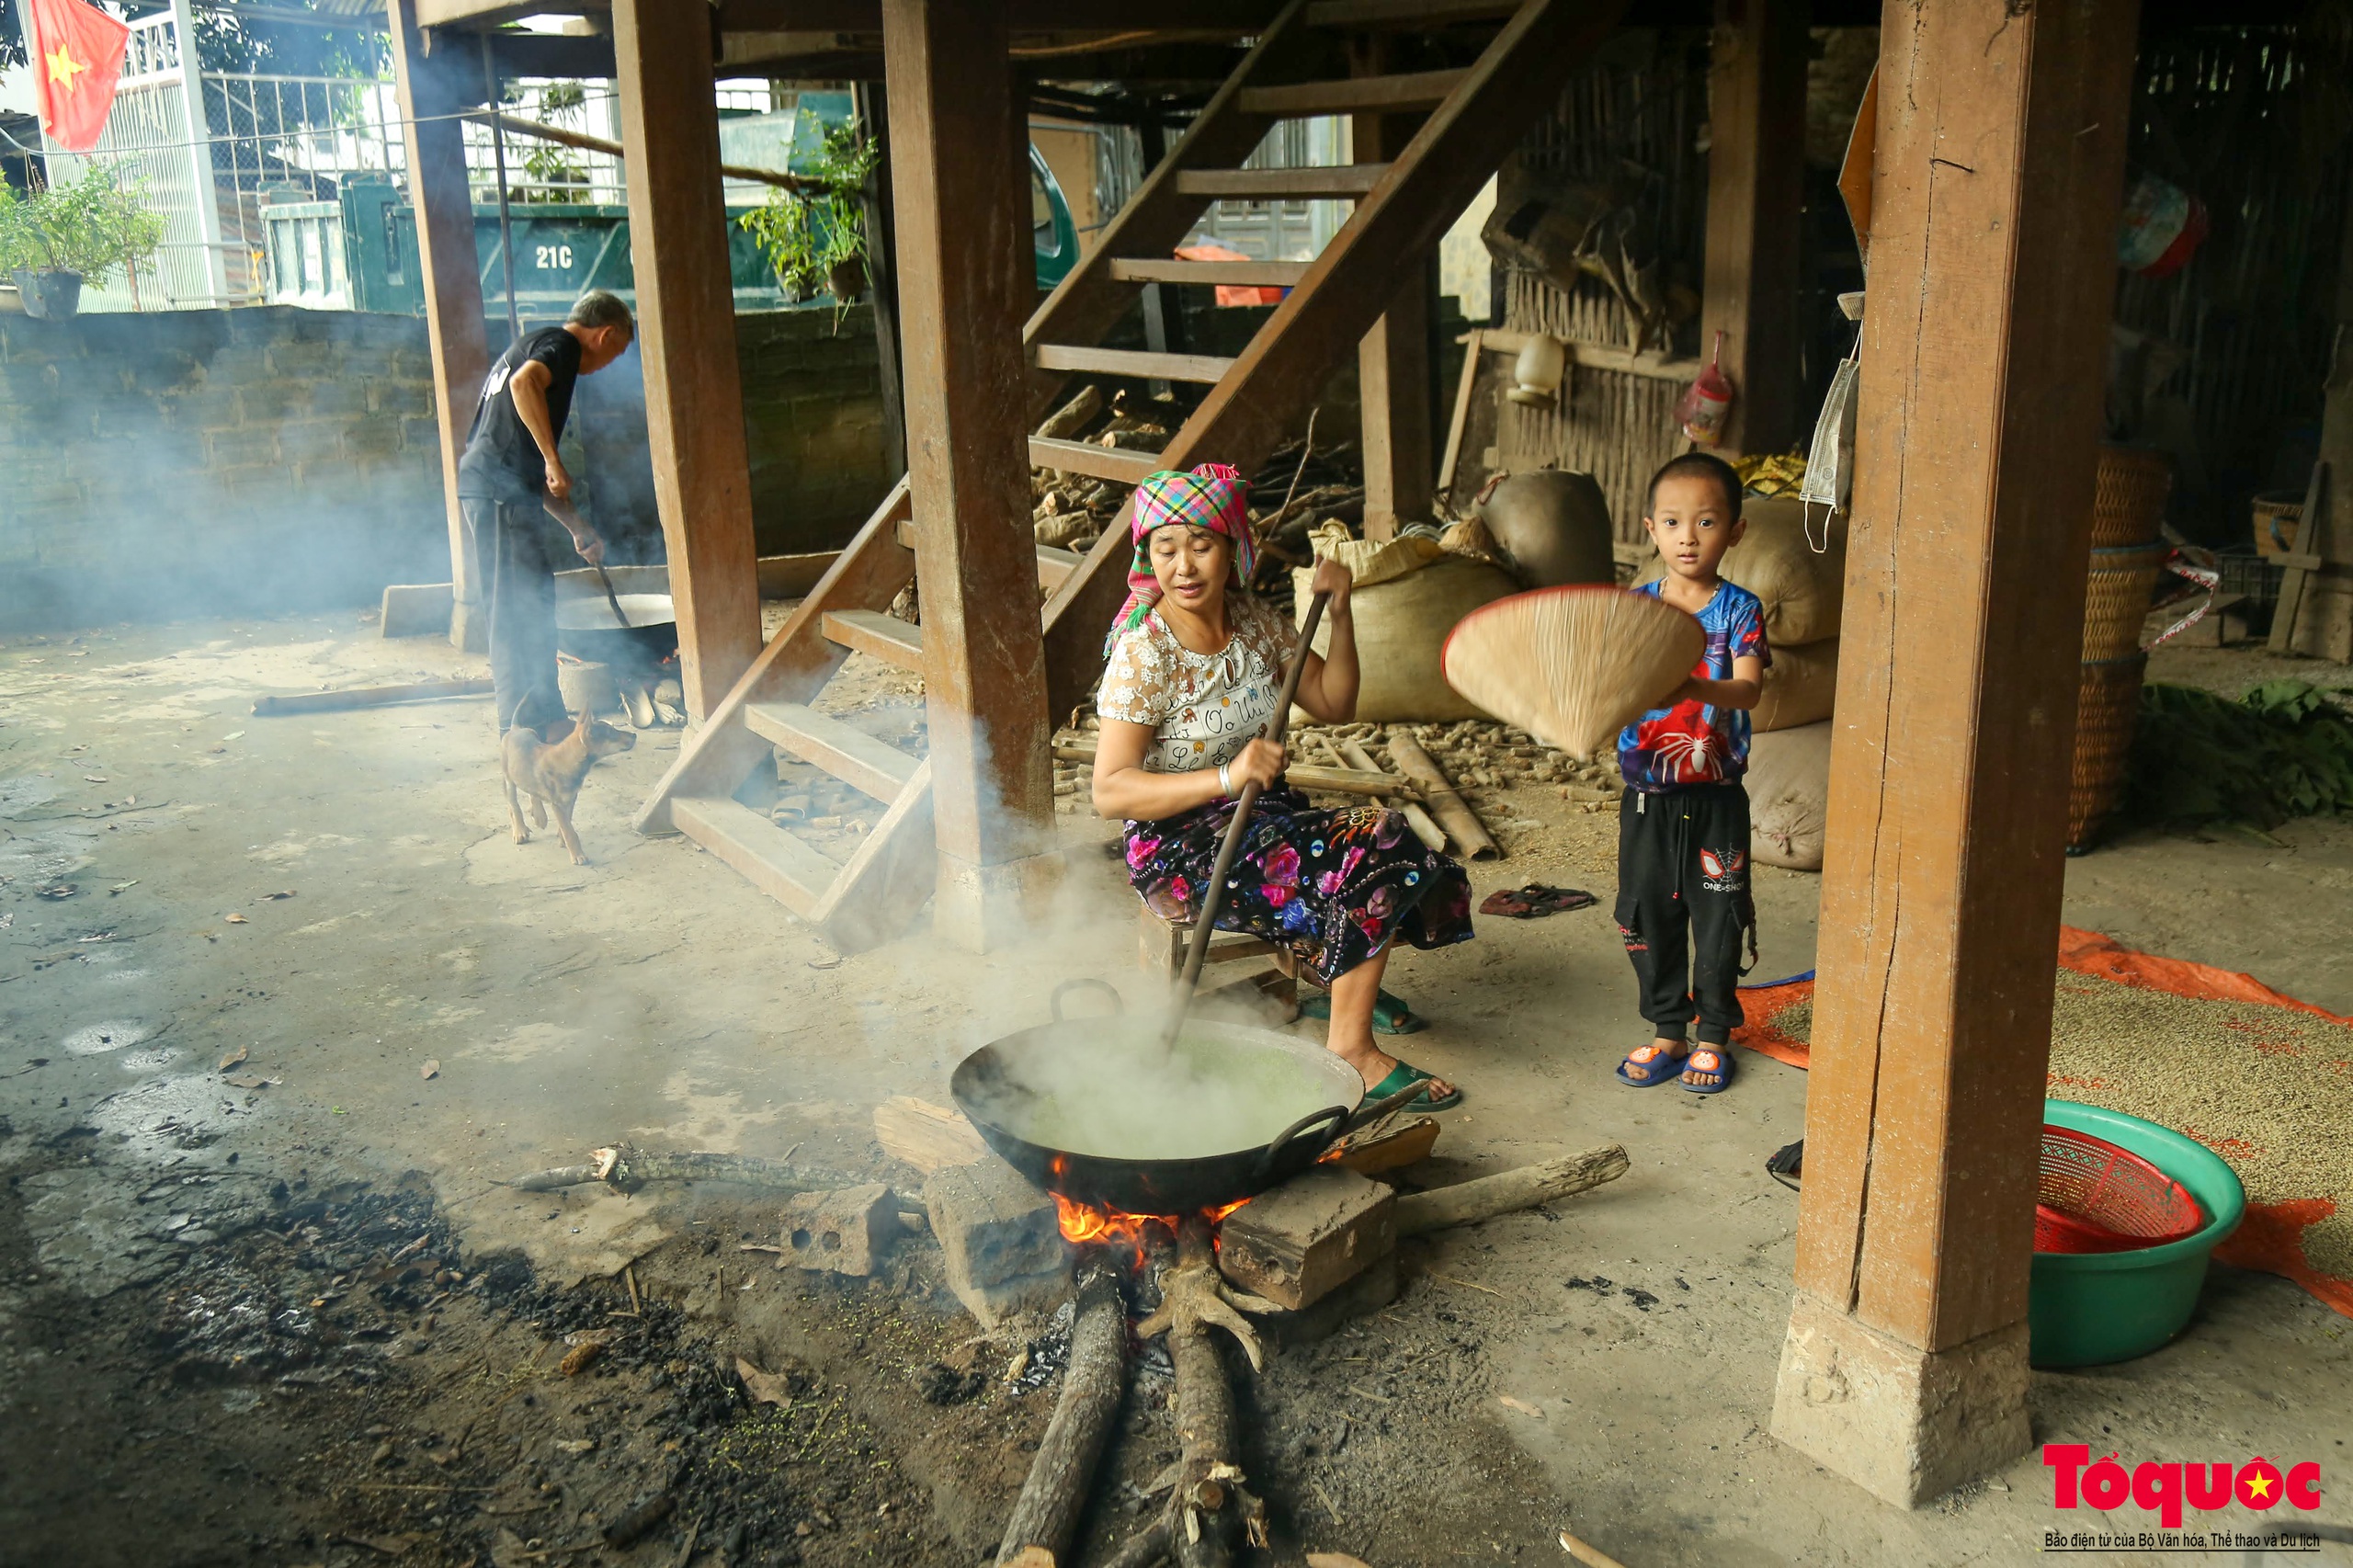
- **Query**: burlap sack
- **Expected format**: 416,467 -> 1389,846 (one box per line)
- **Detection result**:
1292,554 -> 1518,722
1747,721 -> 1832,871
1753,638 -> 1838,732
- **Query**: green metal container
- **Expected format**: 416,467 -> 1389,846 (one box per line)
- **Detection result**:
2029,1098 -> 2245,1369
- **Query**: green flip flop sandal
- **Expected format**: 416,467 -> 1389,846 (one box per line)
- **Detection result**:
1299,988 -> 1427,1035
1364,1060 -> 1463,1112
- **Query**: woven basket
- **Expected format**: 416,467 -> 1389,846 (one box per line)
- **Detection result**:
2091,446 -> 2173,549
2069,653 -> 2148,850
2081,542 -> 2168,661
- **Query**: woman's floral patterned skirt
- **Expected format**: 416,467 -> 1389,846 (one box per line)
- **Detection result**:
1122,787 -> 1475,986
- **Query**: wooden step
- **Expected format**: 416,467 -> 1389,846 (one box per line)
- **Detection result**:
1029,434 -> 1165,483
1239,69 -> 1469,117
1107,257 -> 1311,288
821,608 -> 925,671
1175,164 -> 1389,200
1307,0 -> 1521,26
671,794 -> 838,916
744,700 -> 918,802
1035,545 -> 1086,592
1034,344 -> 1237,384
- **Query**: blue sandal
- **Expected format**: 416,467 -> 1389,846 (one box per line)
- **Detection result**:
1615,1041 -> 1690,1087
1682,1045 -> 1735,1095
1364,1060 -> 1463,1112
1300,988 -> 1427,1035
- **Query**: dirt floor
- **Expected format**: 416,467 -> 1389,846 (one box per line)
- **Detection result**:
2,613 -> 2349,1568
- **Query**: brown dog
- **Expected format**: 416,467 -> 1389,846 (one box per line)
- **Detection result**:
502,712 -> 638,865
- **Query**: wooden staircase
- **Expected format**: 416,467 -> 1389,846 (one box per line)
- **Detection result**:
634,0 -> 1626,951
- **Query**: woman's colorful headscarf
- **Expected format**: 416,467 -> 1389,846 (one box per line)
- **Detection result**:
1104,462 -> 1256,653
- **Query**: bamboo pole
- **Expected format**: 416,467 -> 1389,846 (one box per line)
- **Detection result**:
1385,730 -> 1499,859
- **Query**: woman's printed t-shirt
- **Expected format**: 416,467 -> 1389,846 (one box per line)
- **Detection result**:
1618,578 -> 1770,791
1097,593 -> 1291,777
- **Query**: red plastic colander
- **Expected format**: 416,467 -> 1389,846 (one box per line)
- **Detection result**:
2034,1123 -> 2206,1254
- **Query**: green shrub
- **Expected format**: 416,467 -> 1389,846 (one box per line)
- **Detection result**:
0,164 -> 166,285
2121,678 -> 2353,831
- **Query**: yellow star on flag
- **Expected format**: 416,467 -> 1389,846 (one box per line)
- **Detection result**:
2245,1471 -> 2276,1503
46,41 -> 87,91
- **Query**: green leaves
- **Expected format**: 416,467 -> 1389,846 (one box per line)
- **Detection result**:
2121,679 -> 2353,832
0,164 -> 166,285
736,120 -> 878,311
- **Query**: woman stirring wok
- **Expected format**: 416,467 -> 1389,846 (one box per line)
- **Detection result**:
1092,464 -> 1475,1107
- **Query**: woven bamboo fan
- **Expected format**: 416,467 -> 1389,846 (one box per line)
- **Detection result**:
1442,586 -> 1706,756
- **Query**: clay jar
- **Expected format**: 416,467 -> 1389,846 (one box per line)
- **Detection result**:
1479,470 -> 1617,588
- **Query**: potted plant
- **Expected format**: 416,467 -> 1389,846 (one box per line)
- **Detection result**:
0,165 -> 166,321
738,119 -> 879,327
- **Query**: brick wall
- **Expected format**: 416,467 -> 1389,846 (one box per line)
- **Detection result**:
0,303 -> 892,632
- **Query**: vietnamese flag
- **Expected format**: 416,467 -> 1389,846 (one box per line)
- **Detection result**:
28,0 -> 131,153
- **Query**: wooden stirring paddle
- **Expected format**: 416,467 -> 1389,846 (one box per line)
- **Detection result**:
1155,592 -> 1329,1058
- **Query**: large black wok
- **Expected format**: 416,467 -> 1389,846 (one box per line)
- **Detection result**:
952,980 -> 1397,1215
554,564 -> 678,670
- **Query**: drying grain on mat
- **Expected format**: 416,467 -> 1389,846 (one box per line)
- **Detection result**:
1757,975 -> 2353,1279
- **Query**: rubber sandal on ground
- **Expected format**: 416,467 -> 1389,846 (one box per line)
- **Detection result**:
1682,1045 -> 1735,1095
1299,988 -> 1427,1035
1364,1060 -> 1463,1111
1615,1041 -> 1690,1087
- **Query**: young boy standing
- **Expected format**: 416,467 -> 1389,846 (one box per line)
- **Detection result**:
1613,452 -> 1768,1094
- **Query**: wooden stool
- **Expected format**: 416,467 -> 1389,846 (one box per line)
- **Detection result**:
1137,903 -> 1300,1021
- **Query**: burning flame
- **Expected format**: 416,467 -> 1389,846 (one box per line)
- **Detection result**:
1051,1192 -> 1252,1260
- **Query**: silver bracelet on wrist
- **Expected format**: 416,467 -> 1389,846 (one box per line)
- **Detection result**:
1218,762 -> 1233,797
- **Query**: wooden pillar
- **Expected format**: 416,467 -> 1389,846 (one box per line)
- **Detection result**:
387,0 -> 490,652
611,0 -> 761,722
2279,192 -> 2353,660
1353,39 -> 1431,540
1698,0 -> 1807,457
854,81 -> 908,480
883,0 -> 1063,950
1769,0 -> 2140,1507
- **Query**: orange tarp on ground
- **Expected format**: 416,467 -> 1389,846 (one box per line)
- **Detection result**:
1731,926 -> 2351,1320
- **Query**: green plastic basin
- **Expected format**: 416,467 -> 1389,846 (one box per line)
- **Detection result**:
2029,1098 -> 2245,1368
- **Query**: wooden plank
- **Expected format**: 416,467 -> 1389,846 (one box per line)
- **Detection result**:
613,0 -> 762,722
1240,68 -> 1467,116
874,1096 -> 992,1174
1699,0 -> 1809,455
807,759 -> 938,953
745,701 -> 919,801
2268,461 -> 2328,654
883,0 -> 1060,949
1028,435 -> 1165,483
1040,0 -> 1631,720
822,608 -> 926,670
1787,0 -> 2141,1367
1173,164 -> 1388,199
1476,326 -> 1699,382
1035,544 -> 1086,590
387,0 -> 491,653
1033,345 -> 1237,383
755,551 -> 842,598
1307,0 -> 1518,23
671,794 -> 836,916
1437,325 -> 1483,494
1107,257 -> 1312,286
1021,1 -> 1318,418
1353,34 -> 1431,540
631,480 -> 915,835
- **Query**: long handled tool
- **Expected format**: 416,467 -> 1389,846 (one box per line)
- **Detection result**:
1155,592 -> 1329,1058
547,498 -> 630,628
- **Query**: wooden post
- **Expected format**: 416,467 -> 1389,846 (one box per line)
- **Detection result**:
387,0 -> 491,652
1698,0 -> 1807,457
1353,36 -> 1431,540
2277,192 -> 2353,661
883,0 -> 1063,950
855,80 -> 909,480
610,0 -> 763,722
1769,0 -> 2140,1507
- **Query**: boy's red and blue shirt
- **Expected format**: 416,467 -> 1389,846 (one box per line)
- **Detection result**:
1618,579 -> 1771,792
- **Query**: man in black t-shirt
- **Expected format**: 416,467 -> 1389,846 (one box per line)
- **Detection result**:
456,290 -> 635,736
